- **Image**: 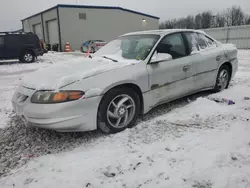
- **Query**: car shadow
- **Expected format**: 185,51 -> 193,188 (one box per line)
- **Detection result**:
138,90 -> 212,123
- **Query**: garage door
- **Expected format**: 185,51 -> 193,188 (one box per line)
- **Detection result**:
33,24 -> 43,40
47,20 -> 59,44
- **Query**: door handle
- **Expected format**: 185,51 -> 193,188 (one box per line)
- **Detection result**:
183,65 -> 191,72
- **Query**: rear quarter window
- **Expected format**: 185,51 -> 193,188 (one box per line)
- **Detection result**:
23,35 -> 39,44
5,35 -> 20,44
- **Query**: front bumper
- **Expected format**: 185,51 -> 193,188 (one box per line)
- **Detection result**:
12,86 -> 101,132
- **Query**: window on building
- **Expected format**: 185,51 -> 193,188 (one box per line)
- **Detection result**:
79,13 -> 86,20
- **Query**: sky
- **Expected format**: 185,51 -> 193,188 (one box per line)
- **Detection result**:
0,0 -> 250,31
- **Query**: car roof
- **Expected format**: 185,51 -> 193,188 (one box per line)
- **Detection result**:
122,29 -> 205,37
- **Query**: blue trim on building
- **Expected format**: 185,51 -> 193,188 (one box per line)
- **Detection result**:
21,4 -> 159,21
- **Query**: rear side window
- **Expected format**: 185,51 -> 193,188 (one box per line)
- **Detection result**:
185,32 -> 217,54
197,33 -> 216,50
198,34 -> 216,47
156,33 -> 186,59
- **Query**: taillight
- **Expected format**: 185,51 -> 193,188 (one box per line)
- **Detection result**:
39,40 -> 43,49
96,43 -> 104,47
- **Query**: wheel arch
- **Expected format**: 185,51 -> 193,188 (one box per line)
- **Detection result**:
219,61 -> 232,80
99,82 -> 144,115
19,48 -> 35,58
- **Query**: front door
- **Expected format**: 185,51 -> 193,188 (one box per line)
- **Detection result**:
147,32 -> 195,108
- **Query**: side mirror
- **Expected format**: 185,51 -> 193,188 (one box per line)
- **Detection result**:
150,53 -> 173,64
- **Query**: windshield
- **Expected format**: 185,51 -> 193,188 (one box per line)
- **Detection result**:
94,34 -> 160,62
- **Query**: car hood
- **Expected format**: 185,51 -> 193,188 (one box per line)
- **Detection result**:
21,57 -> 134,90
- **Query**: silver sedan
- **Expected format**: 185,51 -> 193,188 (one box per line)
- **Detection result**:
12,29 -> 238,133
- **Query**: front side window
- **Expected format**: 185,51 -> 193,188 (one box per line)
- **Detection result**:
94,34 -> 160,62
155,33 -> 186,59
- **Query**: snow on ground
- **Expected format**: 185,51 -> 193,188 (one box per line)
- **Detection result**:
0,52 -> 85,128
0,50 -> 250,188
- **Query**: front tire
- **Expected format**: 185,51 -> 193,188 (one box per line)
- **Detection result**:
97,88 -> 140,134
213,65 -> 230,92
20,51 -> 35,63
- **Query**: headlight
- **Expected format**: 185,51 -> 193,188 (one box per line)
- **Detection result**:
31,90 -> 85,104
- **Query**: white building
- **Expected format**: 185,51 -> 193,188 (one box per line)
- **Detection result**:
22,4 -> 160,51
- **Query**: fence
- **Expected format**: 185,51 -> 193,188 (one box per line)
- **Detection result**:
203,25 -> 250,49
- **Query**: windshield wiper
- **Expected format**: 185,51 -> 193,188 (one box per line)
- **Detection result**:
102,56 -> 118,62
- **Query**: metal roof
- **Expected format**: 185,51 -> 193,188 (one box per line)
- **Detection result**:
21,4 -> 160,21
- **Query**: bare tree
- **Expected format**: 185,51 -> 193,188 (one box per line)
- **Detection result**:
159,5 -> 248,30
224,6 -> 245,26
201,11 -> 213,28
215,14 -> 226,27
195,14 -> 202,29
159,22 -> 165,29
186,15 -> 195,29
175,18 -> 187,28
245,15 -> 250,25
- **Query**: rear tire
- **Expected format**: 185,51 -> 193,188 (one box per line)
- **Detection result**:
213,65 -> 230,92
20,51 -> 35,63
97,88 -> 140,134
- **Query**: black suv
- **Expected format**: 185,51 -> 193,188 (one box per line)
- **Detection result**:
0,32 -> 44,63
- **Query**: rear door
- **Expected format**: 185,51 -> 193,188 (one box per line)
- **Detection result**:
185,32 -> 224,89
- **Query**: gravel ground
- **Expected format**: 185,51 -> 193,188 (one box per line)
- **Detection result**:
0,91 -> 210,178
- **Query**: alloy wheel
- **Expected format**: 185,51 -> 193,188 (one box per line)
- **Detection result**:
217,69 -> 229,90
106,94 -> 136,128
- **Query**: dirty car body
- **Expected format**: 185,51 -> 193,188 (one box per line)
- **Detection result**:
12,29 -> 238,133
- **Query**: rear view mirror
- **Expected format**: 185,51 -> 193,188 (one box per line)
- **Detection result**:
150,53 -> 173,64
